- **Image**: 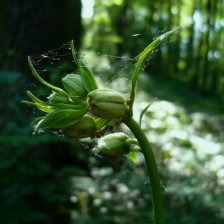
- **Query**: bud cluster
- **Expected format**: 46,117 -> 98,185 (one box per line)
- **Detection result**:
23,43 -> 139,160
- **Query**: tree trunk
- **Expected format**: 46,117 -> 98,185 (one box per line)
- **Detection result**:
201,0 -> 212,90
115,0 -> 131,55
0,0 -> 82,73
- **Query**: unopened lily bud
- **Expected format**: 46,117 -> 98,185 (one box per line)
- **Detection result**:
98,132 -> 131,156
35,107 -> 87,132
87,88 -> 128,119
62,74 -> 87,100
62,115 -> 97,138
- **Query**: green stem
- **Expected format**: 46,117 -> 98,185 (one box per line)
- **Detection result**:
124,118 -> 164,224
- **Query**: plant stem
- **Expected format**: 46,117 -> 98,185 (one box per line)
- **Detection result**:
124,118 -> 164,224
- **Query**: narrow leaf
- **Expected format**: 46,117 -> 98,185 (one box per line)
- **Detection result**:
71,40 -> 98,92
71,40 -> 80,66
28,56 -> 67,96
22,100 -> 54,113
129,27 -> 180,114
126,151 -> 139,163
80,66 -> 98,92
25,91 -> 54,112
27,91 -> 48,106
139,102 -> 153,128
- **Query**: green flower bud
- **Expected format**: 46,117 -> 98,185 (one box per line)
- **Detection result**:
87,88 -> 128,119
62,74 -> 87,101
98,132 -> 131,156
62,115 -> 97,138
35,107 -> 87,132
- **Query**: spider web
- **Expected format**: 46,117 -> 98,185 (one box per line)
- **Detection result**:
28,40 -> 156,96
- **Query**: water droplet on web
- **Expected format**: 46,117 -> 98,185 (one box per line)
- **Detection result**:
131,33 -> 141,37
41,54 -> 48,58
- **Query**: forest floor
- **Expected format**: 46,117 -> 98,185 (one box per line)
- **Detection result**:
133,74 -> 224,221
71,73 -> 224,223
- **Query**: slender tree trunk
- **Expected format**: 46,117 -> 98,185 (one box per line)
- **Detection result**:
210,0 -> 220,93
115,0 -> 130,55
184,1 -> 195,79
173,0 -> 181,74
201,0 -> 212,90
167,0 -> 173,76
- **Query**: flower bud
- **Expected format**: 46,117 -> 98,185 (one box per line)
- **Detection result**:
62,74 -> 87,101
62,115 -> 97,138
35,107 -> 87,132
87,88 -> 128,119
97,132 -> 131,156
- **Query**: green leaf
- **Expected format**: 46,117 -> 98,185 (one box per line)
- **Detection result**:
28,56 -> 68,96
32,117 -> 44,127
71,40 -> 79,66
139,102 -> 153,128
71,40 -> 98,92
22,100 -> 54,113
22,91 -> 54,112
80,66 -> 98,92
35,108 -> 87,132
126,151 -> 138,163
129,27 -> 180,114
27,91 -> 48,105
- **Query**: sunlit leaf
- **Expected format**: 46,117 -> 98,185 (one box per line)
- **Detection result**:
71,40 -> 98,92
126,151 -> 138,163
139,102 -> 153,127
28,56 -> 68,96
22,91 -> 54,112
129,27 -> 180,114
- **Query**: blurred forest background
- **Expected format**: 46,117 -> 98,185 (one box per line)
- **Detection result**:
0,0 -> 224,223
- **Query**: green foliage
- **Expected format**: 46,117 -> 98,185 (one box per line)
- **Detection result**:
83,0 -> 224,95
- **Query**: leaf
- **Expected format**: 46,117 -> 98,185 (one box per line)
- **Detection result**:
71,40 -> 98,92
71,40 -> 79,67
129,27 -> 180,114
139,102 -> 153,128
35,107 -> 87,132
126,151 -> 139,163
27,91 -> 48,105
27,56 -> 67,96
22,91 -> 54,112
22,100 -> 54,113
80,66 -> 98,92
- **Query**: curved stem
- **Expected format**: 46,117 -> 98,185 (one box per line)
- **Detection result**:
124,118 -> 164,224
